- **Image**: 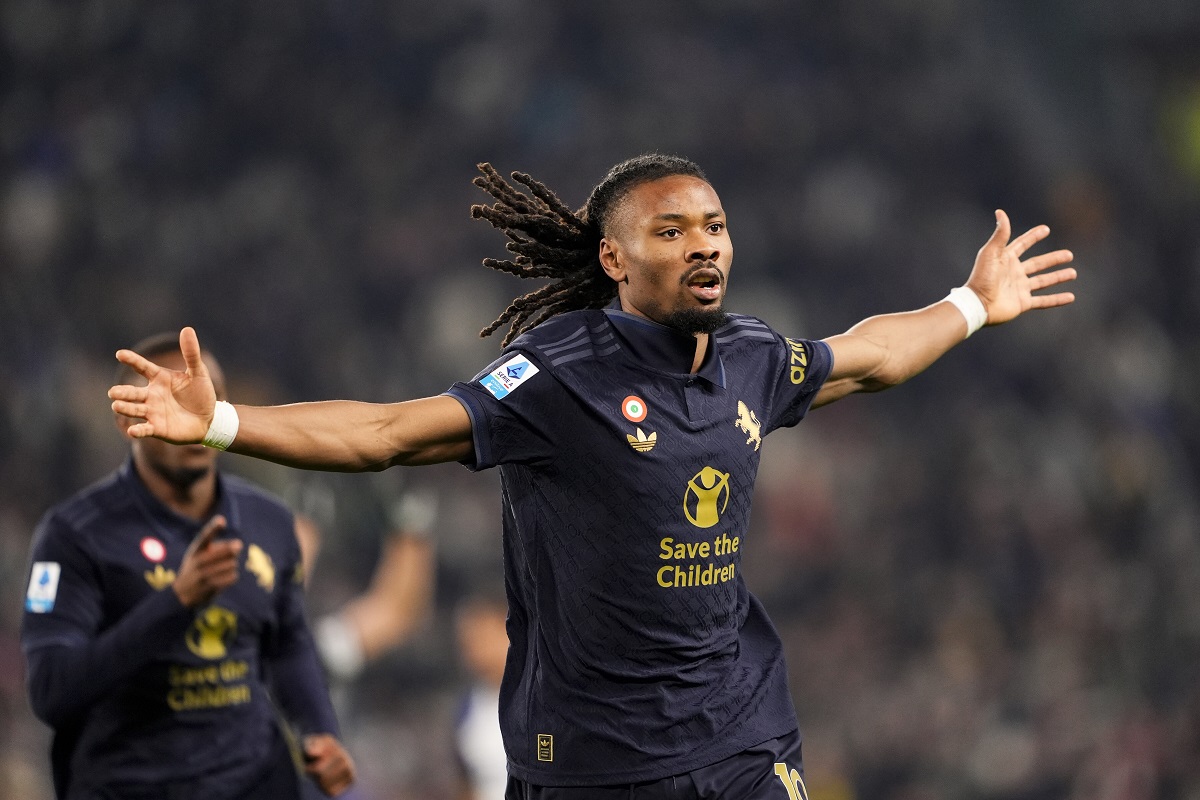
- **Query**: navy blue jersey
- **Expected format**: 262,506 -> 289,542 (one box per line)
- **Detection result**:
20,461 -> 338,800
446,308 -> 832,786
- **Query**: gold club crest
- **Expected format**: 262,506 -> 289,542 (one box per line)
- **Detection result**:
734,401 -> 761,451
245,544 -> 275,592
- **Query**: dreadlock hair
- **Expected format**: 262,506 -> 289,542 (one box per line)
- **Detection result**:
470,153 -> 708,345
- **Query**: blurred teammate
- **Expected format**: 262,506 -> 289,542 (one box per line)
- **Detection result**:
312,491 -> 436,683
23,333 -> 355,799
452,590 -> 510,800
108,155 -> 1076,799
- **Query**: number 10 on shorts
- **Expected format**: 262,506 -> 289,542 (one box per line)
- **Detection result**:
773,763 -> 808,800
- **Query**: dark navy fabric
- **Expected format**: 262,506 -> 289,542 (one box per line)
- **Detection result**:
446,308 -> 832,786
21,461 -> 336,800
505,729 -> 806,799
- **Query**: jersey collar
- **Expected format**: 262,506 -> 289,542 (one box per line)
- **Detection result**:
119,458 -> 235,536
602,302 -> 726,388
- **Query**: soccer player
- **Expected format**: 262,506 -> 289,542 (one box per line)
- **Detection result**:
24,333 -> 356,799
107,155 -> 1076,799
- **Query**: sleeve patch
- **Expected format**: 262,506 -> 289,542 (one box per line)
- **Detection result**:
26,562 -> 61,613
479,354 -> 540,400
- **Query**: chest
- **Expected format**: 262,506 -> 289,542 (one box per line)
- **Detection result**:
95,520 -> 288,639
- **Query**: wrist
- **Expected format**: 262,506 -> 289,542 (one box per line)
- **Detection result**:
944,286 -> 988,337
202,401 -> 239,450
315,614 -> 366,681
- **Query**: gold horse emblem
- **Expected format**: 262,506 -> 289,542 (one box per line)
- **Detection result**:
245,544 -> 275,592
734,401 -> 761,451
185,605 -> 237,660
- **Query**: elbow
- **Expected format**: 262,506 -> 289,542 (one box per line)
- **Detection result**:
26,651 -> 83,727
27,674 -> 73,728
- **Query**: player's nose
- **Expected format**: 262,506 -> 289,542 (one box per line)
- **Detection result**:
687,243 -> 720,263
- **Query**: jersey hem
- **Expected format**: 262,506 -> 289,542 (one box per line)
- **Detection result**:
504,722 -> 800,787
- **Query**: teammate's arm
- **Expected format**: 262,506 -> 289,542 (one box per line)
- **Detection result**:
813,210 -> 1076,408
108,327 -> 473,471
267,520 -> 356,796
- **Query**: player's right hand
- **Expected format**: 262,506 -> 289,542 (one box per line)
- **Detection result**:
109,327 -> 215,444
173,515 -> 243,608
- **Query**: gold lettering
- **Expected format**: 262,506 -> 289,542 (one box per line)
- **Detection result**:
219,660 -> 249,682
786,338 -> 809,385
657,565 -> 674,587
167,683 -> 252,711
659,538 -> 675,560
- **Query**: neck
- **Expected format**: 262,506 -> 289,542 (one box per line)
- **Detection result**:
132,457 -> 218,521
689,334 -> 709,374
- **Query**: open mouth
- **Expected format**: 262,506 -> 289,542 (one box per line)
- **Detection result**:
684,267 -> 723,303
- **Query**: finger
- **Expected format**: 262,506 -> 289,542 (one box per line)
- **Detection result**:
192,542 -> 243,573
108,385 -> 149,402
180,328 -> 208,378
1028,267 -> 1078,292
110,400 -> 150,419
1007,224 -> 1051,259
115,349 -> 163,382
192,515 -> 229,553
1022,249 -> 1074,276
1029,291 -> 1075,309
124,421 -> 157,439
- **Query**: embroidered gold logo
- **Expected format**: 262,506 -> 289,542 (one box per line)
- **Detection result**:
144,564 -> 177,591
537,734 -> 553,762
245,544 -> 275,592
683,466 -> 731,529
627,427 -> 658,453
734,401 -> 762,451
185,605 -> 238,660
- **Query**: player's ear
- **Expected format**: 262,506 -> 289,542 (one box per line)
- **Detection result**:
599,238 -> 626,283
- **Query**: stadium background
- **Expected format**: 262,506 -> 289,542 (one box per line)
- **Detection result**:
3,0 -> 1200,797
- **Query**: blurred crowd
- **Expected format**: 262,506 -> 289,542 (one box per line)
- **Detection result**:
3,0 -> 1200,798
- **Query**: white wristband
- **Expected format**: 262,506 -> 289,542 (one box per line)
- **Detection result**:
945,286 -> 988,338
315,615 -> 365,681
202,401 -> 240,450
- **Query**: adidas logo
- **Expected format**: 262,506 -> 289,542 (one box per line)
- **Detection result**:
144,564 -> 177,591
627,428 -> 657,453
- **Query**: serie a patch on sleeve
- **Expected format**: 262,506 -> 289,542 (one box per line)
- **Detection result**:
480,354 -> 540,400
26,562 -> 62,613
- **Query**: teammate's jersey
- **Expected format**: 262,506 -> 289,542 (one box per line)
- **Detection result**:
446,307 -> 833,786
21,461 -> 336,799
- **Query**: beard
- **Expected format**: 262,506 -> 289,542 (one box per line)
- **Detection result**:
151,462 -> 213,491
661,305 -> 730,335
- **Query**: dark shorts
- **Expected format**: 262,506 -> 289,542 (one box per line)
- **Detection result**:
506,729 -> 807,800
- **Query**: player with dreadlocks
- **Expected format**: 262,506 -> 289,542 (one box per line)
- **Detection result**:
471,154 -> 712,345
109,154 -> 1076,799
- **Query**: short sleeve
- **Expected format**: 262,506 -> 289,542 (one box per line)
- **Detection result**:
762,337 -> 834,434
444,350 -> 560,471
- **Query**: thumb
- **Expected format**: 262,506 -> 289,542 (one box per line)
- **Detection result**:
983,209 -> 1011,252
179,327 -> 208,379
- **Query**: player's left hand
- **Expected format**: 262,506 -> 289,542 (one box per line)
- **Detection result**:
965,209 -> 1077,326
303,733 -> 356,796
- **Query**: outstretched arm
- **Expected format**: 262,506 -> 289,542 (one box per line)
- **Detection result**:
813,210 -> 1076,408
108,328 -> 474,471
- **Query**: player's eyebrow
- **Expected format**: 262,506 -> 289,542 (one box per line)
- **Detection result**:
653,210 -> 724,221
